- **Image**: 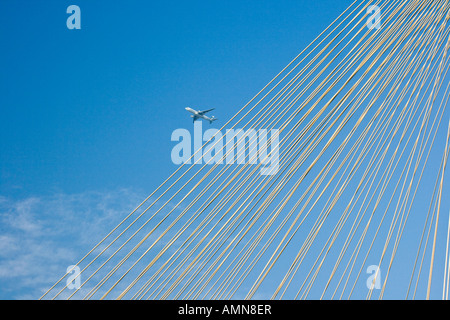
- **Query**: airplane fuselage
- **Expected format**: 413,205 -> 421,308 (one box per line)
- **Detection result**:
185,107 -> 198,115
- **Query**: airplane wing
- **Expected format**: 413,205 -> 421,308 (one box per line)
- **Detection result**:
198,108 -> 215,115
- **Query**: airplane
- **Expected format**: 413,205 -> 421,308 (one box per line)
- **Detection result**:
185,107 -> 218,124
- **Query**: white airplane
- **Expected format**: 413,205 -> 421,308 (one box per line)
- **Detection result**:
185,107 -> 218,124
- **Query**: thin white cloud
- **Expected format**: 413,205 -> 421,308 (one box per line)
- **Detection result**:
0,188 -> 145,299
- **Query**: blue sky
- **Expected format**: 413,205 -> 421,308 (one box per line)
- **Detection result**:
1,0 -> 347,197
1,1 -> 449,300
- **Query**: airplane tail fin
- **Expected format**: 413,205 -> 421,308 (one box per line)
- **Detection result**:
209,117 -> 218,124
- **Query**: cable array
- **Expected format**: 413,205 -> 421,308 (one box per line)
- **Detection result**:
41,0 -> 450,300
